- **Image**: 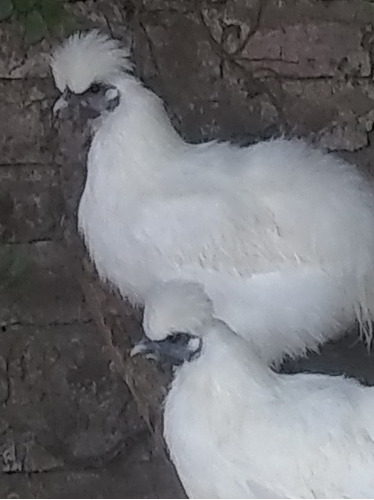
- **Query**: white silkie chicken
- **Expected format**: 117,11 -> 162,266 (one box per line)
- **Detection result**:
133,280 -> 374,499
51,30 -> 374,364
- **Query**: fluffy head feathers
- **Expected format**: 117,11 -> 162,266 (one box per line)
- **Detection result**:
143,281 -> 215,341
51,30 -> 132,94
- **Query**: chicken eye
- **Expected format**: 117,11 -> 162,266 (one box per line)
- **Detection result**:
167,333 -> 188,344
89,83 -> 101,94
168,334 -> 182,344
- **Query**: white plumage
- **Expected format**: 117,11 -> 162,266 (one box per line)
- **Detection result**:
140,280 -> 374,498
51,30 -> 374,364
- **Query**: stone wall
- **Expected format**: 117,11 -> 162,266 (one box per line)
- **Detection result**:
2,0 -> 374,496
133,0 -> 374,156
0,12 -> 183,500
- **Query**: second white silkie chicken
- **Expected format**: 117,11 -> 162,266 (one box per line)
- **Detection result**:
133,281 -> 374,499
51,30 -> 374,364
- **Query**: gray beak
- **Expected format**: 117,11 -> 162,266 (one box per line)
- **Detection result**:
130,337 -> 163,361
53,96 -> 68,116
53,88 -> 71,117
130,334 -> 202,366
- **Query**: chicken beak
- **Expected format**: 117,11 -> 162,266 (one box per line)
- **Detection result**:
130,337 -> 161,360
53,95 -> 68,116
53,87 -> 74,117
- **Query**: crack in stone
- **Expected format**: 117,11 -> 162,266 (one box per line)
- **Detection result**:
229,0 -> 264,58
0,76 -> 51,82
138,19 -> 162,76
0,163 -> 57,168
0,319 -> 94,330
3,344 -> 14,406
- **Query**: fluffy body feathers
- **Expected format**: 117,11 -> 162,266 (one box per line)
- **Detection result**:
52,31 -> 374,363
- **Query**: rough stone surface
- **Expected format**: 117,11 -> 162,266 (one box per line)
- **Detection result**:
0,165 -> 63,243
0,242 -> 89,325
241,23 -> 370,78
3,0 -> 374,497
0,80 -> 56,165
134,0 -> 374,150
0,24 -> 51,79
281,80 -> 374,150
0,323 -> 137,470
